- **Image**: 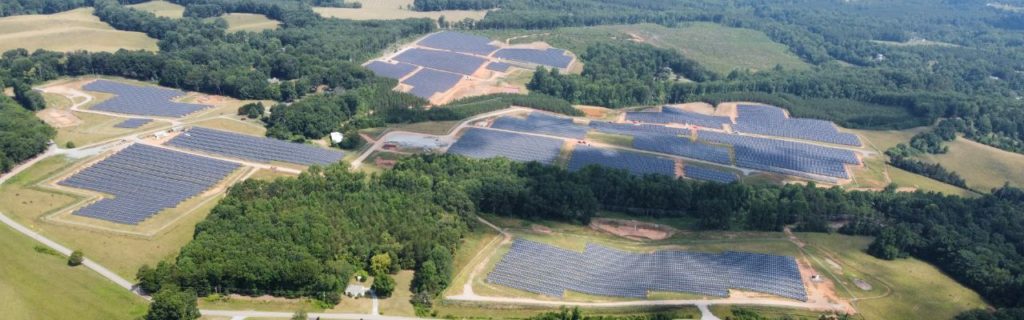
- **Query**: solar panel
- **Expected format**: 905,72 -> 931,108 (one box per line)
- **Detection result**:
683,165 -> 739,183
393,48 -> 488,75
83,80 -> 210,118
417,31 -> 499,56
402,68 -> 463,99
734,104 -> 862,146
487,239 -> 807,301
165,127 -> 345,166
486,62 -> 511,72
447,128 -> 563,164
58,144 -> 240,225
491,112 -> 588,139
113,118 -> 153,129
568,145 -> 675,177
626,107 -> 731,129
494,48 -> 573,68
365,61 -> 418,80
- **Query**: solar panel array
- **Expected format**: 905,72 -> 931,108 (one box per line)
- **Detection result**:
627,107 -> 731,129
491,112 -> 589,139
734,104 -> 861,146
83,80 -> 210,118
494,48 -> 573,68
684,165 -> 739,183
393,48 -> 487,75
589,121 -> 731,165
365,61 -> 418,80
166,127 -> 344,166
114,118 -> 153,129
447,128 -> 563,164
486,62 -> 511,72
488,239 -> 807,301
698,130 -> 856,179
589,121 -> 690,137
568,145 -> 675,176
417,31 -> 498,56
403,68 -> 463,99
58,144 -> 239,225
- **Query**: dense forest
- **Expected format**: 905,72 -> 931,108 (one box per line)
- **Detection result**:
0,95 -> 54,173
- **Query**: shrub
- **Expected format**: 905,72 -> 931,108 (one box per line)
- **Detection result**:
67,250 -> 84,266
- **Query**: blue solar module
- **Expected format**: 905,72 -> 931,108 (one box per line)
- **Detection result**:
589,121 -> 690,137
633,134 -> 733,165
734,104 -> 861,146
114,118 -> 153,129
494,48 -> 573,68
486,62 -> 511,72
698,130 -> 856,179
417,31 -> 498,56
402,68 -> 463,99
165,127 -> 345,166
447,128 -> 564,164
487,239 -> 807,301
684,165 -> 739,183
58,144 -> 239,225
568,145 -> 675,176
626,107 -> 732,129
365,61 -> 418,80
490,112 -> 588,139
393,48 -> 488,75
83,80 -> 210,118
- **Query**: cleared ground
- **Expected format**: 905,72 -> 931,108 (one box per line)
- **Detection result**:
314,0 -> 487,21
219,13 -> 280,32
917,137 -> 1024,192
0,223 -> 148,320
0,8 -> 158,52
127,0 -> 185,18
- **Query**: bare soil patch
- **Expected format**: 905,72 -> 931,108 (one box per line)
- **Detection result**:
37,108 -> 82,128
589,218 -> 677,241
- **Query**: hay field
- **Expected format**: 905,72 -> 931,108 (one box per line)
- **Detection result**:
0,8 -> 158,53
0,224 -> 148,320
127,0 -> 185,18
917,137 -> 1024,191
314,0 -> 487,21
220,13 -> 280,32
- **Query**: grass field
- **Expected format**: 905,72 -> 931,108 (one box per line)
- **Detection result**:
0,224 -> 148,320
916,137 -> 1024,192
54,112 -> 167,147
219,13 -> 280,32
887,166 -> 978,197
314,0 -> 487,21
380,270 -> 417,316
387,120 -> 461,135
709,305 -> 824,319
475,23 -> 809,75
799,233 -> 987,320
127,0 -> 185,18
850,127 -> 979,197
194,117 -> 267,136
0,8 -> 158,52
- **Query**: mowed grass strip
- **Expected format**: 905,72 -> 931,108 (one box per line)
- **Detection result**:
314,0 -> 487,21
0,8 -> 158,52
0,224 -> 148,320
127,0 -> 185,18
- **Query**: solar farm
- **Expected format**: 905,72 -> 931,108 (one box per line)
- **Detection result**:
83,79 -> 210,118
165,127 -> 345,166
447,128 -> 564,165
487,239 -> 807,300
58,144 -> 240,225
364,31 -> 577,101
567,145 -> 676,176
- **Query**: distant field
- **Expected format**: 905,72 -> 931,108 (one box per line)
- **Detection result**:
314,0 -> 487,21
194,117 -> 267,136
917,137 -> 1024,191
127,0 -> 185,18
0,224 -> 147,320
219,13 -> 280,32
476,23 -> 810,75
0,8 -> 158,52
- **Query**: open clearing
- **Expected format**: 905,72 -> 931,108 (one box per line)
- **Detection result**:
0,223 -> 147,320
0,8 -> 158,52
314,0 -> 487,21
219,13 -> 280,32
916,137 -> 1024,191
127,0 -> 185,18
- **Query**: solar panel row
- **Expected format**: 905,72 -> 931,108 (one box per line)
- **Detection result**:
447,128 -> 563,165
403,68 -> 463,99
567,145 -> 676,177
83,80 -> 210,118
58,144 -> 239,225
487,239 -> 807,301
683,165 -> 739,183
627,107 -> 731,129
113,118 -> 153,129
417,31 -> 498,56
735,104 -> 862,146
365,61 -> 418,80
165,127 -> 345,166
490,112 -> 588,139
698,130 -> 856,179
393,48 -> 487,75
486,62 -> 511,72
494,48 -> 573,69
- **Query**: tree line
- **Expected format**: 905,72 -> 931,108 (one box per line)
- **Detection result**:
0,94 -> 54,173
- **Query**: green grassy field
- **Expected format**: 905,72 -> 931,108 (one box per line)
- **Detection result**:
194,117 -> 267,136
475,23 -> 810,75
799,233 -> 988,320
219,13 -> 280,32
379,270 -> 417,316
850,127 -> 979,197
314,0 -> 487,21
127,0 -> 185,18
916,137 -> 1024,192
387,120 -> 461,135
0,224 -> 148,319
0,8 -> 158,52
709,305 -> 824,319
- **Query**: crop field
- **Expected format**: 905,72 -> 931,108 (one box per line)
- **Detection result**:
314,0 -> 487,21
0,8 -> 158,53
0,224 -> 148,320
127,0 -> 185,18
220,13 -> 280,32
916,137 -> 1024,191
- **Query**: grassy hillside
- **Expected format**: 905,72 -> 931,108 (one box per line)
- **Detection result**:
0,8 -> 158,53
220,13 -> 280,32
127,0 -> 185,18
314,0 -> 487,21
0,224 -> 147,319
917,137 -> 1024,192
